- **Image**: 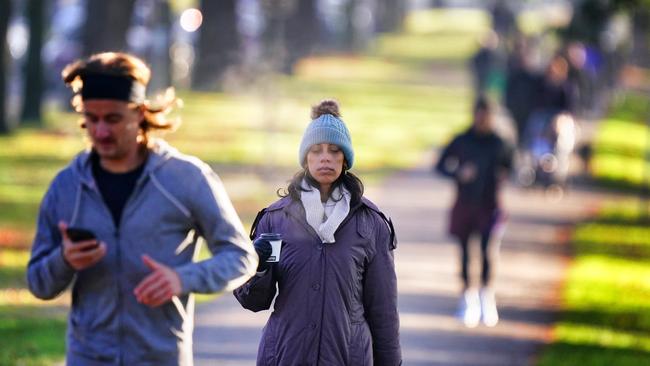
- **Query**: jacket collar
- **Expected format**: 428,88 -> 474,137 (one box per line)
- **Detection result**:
71,138 -> 177,188
274,195 -> 371,233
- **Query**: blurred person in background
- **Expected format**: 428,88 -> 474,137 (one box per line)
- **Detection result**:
519,54 -> 577,190
469,30 -> 501,96
490,0 -> 517,42
504,35 -> 540,149
234,100 -> 402,365
435,96 -> 513,328
26,52 -> 257,365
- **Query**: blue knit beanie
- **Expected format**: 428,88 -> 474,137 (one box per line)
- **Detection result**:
298,113 -> 354,169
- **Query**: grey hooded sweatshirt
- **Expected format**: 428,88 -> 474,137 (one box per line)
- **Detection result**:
27,139 -> 257,365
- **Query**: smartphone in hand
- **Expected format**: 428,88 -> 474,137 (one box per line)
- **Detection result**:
66,227 -> 99,250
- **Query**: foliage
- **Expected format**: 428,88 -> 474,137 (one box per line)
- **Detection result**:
538,201 -> 650,366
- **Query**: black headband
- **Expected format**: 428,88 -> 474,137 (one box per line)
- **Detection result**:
80,74 -> 146,103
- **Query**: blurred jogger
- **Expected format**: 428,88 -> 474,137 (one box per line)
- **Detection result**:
435,96 -> 513,328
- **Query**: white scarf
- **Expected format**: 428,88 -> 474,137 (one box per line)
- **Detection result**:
300,179 -> 351,243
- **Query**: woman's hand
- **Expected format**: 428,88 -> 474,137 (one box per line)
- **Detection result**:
253,238 -> 273,272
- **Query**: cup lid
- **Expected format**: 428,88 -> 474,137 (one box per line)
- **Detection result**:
260,233 -> 282,240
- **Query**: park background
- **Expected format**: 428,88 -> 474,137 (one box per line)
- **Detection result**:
0,0 -> 649,365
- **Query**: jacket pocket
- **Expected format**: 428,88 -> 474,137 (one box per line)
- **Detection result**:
348,321 -> 373,366
259,318 -> 278,366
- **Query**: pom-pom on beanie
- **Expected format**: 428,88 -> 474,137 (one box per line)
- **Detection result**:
298,100 -> 354,169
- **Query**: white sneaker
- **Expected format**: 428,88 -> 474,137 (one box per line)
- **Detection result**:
457,289 -> 481,328
480,287 -> 499,327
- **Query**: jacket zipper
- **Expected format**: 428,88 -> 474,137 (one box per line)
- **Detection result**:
115,172 -> 150,365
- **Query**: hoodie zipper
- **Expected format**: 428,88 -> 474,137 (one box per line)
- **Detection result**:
82,166 -> 151,365
114,167 -> 152,365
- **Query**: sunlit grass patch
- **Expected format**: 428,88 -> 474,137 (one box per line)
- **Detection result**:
404,8 -> 488,35
372,8 -> 487,64
573,222 -> 650,258
295,56 -> 422,83
591,96 -> 650,190
564,256 -> 650,327
592,153 -> 649,188
539,205 -> 650,366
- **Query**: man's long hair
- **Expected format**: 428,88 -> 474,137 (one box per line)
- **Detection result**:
62,52 -> 180,140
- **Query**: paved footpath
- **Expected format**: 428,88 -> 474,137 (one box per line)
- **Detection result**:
194,160 -> 609,366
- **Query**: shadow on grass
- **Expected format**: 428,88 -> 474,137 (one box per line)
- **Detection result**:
538,341 -> 650,366
561,308 -> 650,334
574,241 -> 650,260
591,177 -> 650,196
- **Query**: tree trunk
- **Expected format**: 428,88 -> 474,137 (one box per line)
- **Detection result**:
259,0 -> 293,73
283,0 -> 320,73
342,0 -> 376,52
191,0 -> 240,90
82,0 -> 136,56
147,0 -> 173,92
21,0 -> 45,125
0,0 -> 11,134
376,0 -> 406,33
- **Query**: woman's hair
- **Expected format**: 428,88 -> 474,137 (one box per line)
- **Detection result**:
280,99 -> 364,204
279,169 -> 364,206
61,52 -> 180,137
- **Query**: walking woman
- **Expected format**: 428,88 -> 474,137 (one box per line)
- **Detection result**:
234,100 -> 402,365
435,97 -> 513,328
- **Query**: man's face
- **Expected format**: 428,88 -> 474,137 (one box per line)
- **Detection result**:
82,99 -> 143,162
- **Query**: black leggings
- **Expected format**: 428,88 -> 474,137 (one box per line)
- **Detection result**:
459,232 -> 493,288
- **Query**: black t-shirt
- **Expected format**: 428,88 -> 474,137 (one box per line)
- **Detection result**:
92,153 -> 146,227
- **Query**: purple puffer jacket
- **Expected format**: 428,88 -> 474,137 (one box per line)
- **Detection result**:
234,196 -> 401,366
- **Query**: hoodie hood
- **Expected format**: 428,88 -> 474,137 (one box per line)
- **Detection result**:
70,138 -> 178,187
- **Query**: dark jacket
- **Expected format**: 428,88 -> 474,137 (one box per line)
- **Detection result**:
435,129 -> 513,209
504,67 -> 540,139
234,196 -> 401,366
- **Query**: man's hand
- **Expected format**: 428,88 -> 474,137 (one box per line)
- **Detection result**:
58,221 -> 106,271
134,255 -> 182,307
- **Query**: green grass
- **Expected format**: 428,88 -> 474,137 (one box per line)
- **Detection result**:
0,306 -> 67,366
538,201 -> 650,366
0,8 -> 482,363
591,93 -> 650,190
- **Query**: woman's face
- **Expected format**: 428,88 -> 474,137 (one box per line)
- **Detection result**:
306,143 -> 345,189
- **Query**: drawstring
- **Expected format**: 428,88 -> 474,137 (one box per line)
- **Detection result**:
70,183 -> 84,226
